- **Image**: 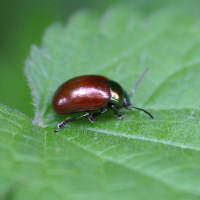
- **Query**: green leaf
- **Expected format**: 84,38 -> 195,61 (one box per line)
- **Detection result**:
2,2 -> 200,200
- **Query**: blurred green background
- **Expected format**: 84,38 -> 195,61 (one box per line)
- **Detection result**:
0,0 -> 183,119
0,0 -> 115,118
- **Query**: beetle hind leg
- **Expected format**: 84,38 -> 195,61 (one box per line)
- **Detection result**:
54,112 -> 93,132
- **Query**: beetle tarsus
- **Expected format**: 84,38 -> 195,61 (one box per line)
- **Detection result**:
54,121 -> 67,132
54,128 -> 61,132
86,112 -> 95,123
117,113 -> 123,119
89,116 -> 95,123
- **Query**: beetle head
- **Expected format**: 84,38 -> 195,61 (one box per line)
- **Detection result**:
124,91 -> 154,119
124,91 -> 132,110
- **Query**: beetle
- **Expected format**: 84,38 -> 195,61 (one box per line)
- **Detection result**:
52,68 -> 154,132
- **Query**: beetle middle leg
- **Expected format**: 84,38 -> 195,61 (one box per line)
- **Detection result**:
55,112 -> 93,132
89,108 -> 108,122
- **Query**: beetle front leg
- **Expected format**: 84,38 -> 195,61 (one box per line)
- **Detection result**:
55,112 -> 92,132
109,104 -> 123,119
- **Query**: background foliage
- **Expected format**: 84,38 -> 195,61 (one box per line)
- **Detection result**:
0,0 -> 113,117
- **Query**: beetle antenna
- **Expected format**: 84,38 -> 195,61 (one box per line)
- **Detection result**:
130,105 -> 154,119
129,67 -> 149,97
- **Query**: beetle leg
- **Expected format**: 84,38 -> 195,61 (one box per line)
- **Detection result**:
54,112 -> 92,132
87,112 -> 95,123
90,107 -> 108,120
109,104 -> 123,119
